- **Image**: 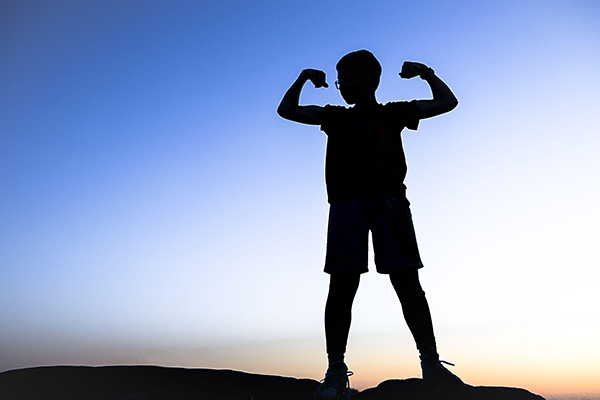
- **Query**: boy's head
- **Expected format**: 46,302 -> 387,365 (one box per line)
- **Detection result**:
336,50 -> 381,105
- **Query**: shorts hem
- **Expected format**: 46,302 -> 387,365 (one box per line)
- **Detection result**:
323,266 -> 369,274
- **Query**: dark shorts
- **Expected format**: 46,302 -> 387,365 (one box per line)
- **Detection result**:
324,197 -> 424,274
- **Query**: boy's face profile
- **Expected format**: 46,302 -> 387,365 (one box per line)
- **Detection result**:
336,68 -> 375,106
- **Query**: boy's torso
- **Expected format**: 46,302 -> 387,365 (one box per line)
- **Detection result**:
320,101 -> 419,203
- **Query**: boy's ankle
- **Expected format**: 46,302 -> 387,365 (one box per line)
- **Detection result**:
419,346 -> 438,359
327,354 -> 345,365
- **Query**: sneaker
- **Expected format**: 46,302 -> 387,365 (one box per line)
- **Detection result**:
420,348 -> 465,391
314,361 -> 354,399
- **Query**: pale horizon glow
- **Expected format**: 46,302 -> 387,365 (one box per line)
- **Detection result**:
1,1 -> 600,399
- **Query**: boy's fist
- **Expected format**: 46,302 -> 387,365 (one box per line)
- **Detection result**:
302,69 -> 329,88
399,61 -> 434,79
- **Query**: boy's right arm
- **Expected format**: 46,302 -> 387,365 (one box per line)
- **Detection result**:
277,69 -> 328,125
400,62 -> 458,120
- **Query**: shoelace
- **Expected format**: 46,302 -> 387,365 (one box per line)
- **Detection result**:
321,370 -> 354,381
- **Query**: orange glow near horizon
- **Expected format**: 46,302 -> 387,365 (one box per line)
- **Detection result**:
3,335 -> 598,399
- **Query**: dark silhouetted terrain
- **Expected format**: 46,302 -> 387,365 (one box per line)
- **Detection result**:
0,365 -> 546,400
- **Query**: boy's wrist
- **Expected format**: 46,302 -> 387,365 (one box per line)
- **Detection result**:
419,67 -> 435,80
299,69 -> 314,81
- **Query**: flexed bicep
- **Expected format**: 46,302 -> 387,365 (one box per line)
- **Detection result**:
278,105 -> 324,125
414,98 -> 456,120
399,62 -> 458,120
278,69 -> 328,125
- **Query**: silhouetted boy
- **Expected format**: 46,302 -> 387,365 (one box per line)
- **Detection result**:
277,50 -> 463,399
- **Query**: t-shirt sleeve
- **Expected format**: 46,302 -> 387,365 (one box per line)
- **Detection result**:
385,100 -> 420,131
320,104 -> 345,135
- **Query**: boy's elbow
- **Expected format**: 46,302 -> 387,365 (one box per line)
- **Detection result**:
448,97 -> 458,111
443,96 -> 458,113
277,104 -> 286,118
278,104 -> 302,122
277,103 -> 291,119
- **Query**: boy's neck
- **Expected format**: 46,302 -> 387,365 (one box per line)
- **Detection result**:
353,96 -> 378,109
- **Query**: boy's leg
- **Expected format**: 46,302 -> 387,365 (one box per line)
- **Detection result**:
371,197 -> 433,351
316,199 -> 368,399
315,272 -> 359,400
389,268 -> 436,355
325,272 -> 361,364
373,198 -> 464,389
390,268 -> 464,390
323,199 -> 369,362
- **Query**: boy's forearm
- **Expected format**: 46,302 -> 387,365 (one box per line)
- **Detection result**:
277,71 -> 309,118
422,72 -> 458,108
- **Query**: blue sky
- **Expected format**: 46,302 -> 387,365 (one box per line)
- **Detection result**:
1,1 -> 600,397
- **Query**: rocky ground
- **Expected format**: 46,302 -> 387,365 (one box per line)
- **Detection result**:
0,365 -> 546,400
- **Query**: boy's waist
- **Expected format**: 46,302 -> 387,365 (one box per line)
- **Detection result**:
326,185 -> 407,204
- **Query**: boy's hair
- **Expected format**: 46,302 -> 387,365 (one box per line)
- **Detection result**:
336,50 -> 382,91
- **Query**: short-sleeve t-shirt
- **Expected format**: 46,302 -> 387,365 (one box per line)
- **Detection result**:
320,101 -> 419,203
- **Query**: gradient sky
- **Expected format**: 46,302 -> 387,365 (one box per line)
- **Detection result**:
1,1 -> 599,398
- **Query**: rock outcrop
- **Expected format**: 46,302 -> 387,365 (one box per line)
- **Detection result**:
355,378 -> 546,399
0,365 -> 546,400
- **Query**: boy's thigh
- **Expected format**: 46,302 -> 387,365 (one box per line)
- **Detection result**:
372,197 -> 424,273
324,199 -> 371,274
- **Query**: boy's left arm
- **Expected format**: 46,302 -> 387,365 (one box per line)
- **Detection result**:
400,61 -> 458,119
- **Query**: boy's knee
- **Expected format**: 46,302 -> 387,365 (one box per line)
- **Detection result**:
390,268 -> 424,293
